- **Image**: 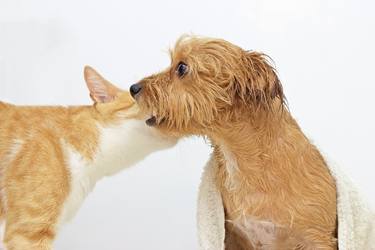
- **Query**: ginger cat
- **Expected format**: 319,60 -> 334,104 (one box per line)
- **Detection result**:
0,67 -> 177,250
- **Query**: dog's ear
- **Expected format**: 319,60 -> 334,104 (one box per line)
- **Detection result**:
232,51 -> 284,108
84,66 -> 122,103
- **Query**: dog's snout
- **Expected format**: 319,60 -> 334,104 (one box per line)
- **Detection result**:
130,83 -> 142,98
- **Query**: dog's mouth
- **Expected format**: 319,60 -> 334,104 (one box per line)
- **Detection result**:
145,112 -> 165,127
146,115 -> 157,126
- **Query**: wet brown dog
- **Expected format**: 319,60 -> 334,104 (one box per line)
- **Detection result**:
130,36 -> 337,249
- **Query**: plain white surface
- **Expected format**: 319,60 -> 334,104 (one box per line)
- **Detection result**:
0,0 -> 374,249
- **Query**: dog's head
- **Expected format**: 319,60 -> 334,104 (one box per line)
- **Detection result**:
131,36 -> 285,136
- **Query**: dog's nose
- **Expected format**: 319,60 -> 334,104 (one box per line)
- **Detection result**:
130,83 -> 142,98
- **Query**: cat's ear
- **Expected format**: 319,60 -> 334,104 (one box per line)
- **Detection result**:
84,66 -> 122,103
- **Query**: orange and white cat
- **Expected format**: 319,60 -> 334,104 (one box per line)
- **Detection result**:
0,67 -> 177,250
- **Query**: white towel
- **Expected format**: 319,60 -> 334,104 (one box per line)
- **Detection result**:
197,155 -> 375,250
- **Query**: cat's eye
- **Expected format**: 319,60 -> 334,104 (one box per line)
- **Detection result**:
176,62 -> 188,78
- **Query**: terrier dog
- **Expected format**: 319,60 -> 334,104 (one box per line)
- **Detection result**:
130,36 -> 337,249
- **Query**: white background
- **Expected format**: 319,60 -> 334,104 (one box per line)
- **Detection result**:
0,0 -> 374,249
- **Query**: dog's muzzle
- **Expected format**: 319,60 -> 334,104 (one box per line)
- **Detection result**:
130,83 -> 142,98
129,82 -> 157,126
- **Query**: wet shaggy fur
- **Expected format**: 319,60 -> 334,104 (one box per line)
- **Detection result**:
133,36 -> 338,249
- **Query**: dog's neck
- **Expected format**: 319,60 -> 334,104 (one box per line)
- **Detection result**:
209,104 -> 317,192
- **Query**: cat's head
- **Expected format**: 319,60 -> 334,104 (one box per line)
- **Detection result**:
84,66 -> 178,166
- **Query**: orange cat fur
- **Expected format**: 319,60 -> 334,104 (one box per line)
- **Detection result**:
0,67 -> 176,250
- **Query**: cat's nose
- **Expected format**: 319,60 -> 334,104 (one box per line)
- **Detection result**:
130,83 -> 142,98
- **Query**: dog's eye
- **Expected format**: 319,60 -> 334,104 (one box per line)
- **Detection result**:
176,62 -> 188,78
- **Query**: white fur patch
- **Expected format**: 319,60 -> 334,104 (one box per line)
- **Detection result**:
232,217 -> 314,249
219,144 -> 239,190
58,143 -> 92,224
231,218 -> 279,248
58,119 -> 176,226
5,139 -> 23,162
0,220 -> 5,250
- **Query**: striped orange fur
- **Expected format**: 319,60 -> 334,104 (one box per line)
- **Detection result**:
0,67 -> 176,250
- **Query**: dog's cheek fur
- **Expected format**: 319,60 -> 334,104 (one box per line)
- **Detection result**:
142,78 -> 217,131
